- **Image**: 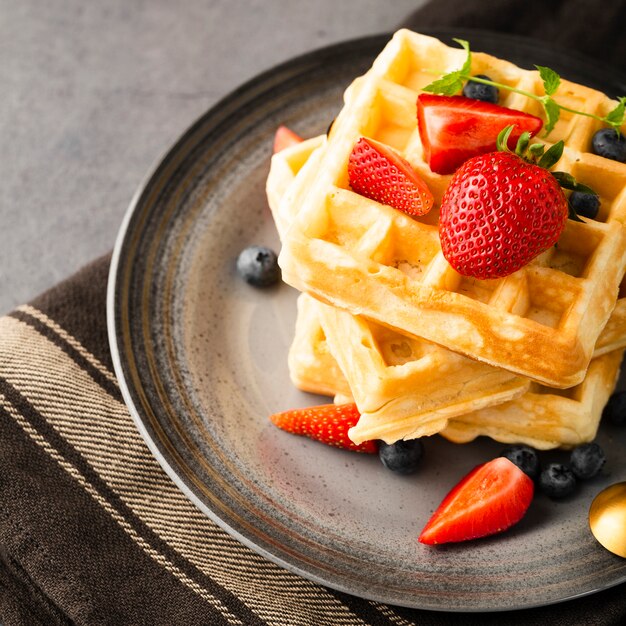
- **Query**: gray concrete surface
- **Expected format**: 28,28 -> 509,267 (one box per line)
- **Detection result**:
0,0 -> 426,314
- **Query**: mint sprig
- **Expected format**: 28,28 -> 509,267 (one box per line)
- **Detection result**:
423,38 -> 471,95
423,40 -> 626,136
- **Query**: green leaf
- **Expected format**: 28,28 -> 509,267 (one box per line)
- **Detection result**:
543,97 -> 561,135
452,38 -> 472,75
538,140 -> 564,169
515,131 -> 531,157
575,182 -> 597,195
551,171 -> 577,189
535,65 -> 561,96
496,125 -> 515,152
551,171 -> 596,197
423,39 -> 471,95
567,202 -> 586,222
605,96 -> 626,131
528,143 -> 545,160
422,71 -> 463,95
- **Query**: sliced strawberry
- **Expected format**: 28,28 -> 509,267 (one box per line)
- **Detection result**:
269,403 -> 378,454
273,125 -> 303,153
419,457 -> 534,545
348,137 -> 434,217
417,94 -> 543,175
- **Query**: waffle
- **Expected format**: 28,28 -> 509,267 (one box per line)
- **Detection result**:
440,349 -> 622,449
295,294 -> 530,442
269,137 -> 531,442
287,292 -> 352,398
269,132 -> 626,443
269,135 -> 626,358
289,294 -> 623,449
594,294 -> 626,356
267,135 -> 326,240
277,30 -> 626,388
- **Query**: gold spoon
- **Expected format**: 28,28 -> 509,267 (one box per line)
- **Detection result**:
589,482 -> 626,557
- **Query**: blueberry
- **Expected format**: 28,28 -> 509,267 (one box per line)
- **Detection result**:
236,245 -> 280,287
591,128 -> 626,162
602,391 -> 626,426
463,75 -> 499,103
569,191 -> 600,220
570,443 -> 606,480
379,439 -> 424,474
500,445 -> 541,481
539,463 -> 577,499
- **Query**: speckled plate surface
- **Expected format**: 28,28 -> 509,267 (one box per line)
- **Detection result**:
108,31 -> 626,612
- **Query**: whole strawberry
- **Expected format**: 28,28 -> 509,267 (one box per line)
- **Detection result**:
439,129 -> 572,279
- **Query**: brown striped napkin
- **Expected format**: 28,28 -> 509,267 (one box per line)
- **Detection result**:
0,254 -> 624,625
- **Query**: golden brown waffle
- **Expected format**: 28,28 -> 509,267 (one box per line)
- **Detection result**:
289,295 -> 623,449
270,134 -> 626,359
440,349 -> 622,449
269,137 -> 533,442
269,132 -> 626,444
287,293 -> 352,398
277,30 -> 626,388
297,294 -> 530,442
266,135 -> 326,240
594,293 -> 626,356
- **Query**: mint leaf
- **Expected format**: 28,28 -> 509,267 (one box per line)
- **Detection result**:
422,72 -> 463,95
543,97 -> 561,135
423,39 -> 472,95
452,38 -> 472,75
535,65 -> 561,96
605,96 -> 626,131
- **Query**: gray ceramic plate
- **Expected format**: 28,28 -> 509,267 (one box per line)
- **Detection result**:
108,31 -> 626,612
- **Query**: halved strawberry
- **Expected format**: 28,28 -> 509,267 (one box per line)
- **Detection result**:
417,94 -> 543,175
348,137 -> 434,217
273,125 -> 303,153
418,457 -> 534,545
269,403 -> 378,454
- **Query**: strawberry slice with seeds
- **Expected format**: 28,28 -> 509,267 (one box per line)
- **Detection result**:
419,457 -> 534,545
269,403 -> 378,454
417,94 -> 543,175
348,137 -> 434,217
273,125 -> 303,153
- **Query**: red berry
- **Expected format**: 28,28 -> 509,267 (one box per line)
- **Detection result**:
417,94 -> 543,174
419,457 -> 534,545
273,125 -> 303,153
348,137 -> 434,217
269,403 -> 378,454
439,151 -> 568,279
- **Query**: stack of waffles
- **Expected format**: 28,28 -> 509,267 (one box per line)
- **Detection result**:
266,30 -> 626,450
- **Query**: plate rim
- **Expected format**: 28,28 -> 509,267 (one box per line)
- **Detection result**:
107,30 -> 626,613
